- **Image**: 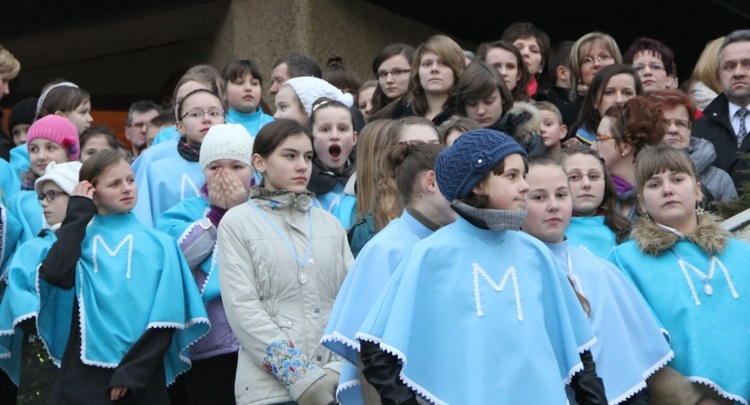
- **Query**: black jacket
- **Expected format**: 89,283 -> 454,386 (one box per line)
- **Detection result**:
692,93 -> 750,192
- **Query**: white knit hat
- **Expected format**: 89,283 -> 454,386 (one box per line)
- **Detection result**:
34,161 -> 83,196
199,124 -> 254,172
284,77 -> 354,116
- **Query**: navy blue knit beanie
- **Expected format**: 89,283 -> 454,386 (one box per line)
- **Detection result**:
435,129 -> 526,201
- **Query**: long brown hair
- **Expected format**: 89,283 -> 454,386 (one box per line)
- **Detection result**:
385,143 -> 445,206
355,119 -> 400,219
409,35 -> 465,118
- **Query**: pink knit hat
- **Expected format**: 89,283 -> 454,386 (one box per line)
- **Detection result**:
26,115 -> 80,161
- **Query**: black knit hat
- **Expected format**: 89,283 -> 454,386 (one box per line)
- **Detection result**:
7,97 -> 38,134
435,129 -> 526,201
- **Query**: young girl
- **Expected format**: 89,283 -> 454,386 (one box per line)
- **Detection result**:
273,76 -> 353,125
522,157 -> 673,405
456,61 -> 546,156
79,125 -> 120,162
157,124 -> 252,405
356,129 -> 604,404
222,59 -> 274,137
356,80 -> 377,119
611,145 -> 750,404
592,97 -> 665,220
9,82 -> 91,180
322,143 -> 454,405
367,44 -> 415,121
307,98 -> 358,227
8,115 -> 80,245
559,146 -> 632,259
403,35 -> 465,125
218,119 -> 352,405
35,150 -> 208,403
132,89 -> 226,227
572,64 -> 642,145
476,40 -> 530,102
0,161 -> 81,402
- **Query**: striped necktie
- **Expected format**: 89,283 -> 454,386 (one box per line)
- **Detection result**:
737,108 -> 748,148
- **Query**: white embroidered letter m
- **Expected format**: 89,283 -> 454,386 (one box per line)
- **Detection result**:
473,263 -> 523,320
93,235 -> 134,279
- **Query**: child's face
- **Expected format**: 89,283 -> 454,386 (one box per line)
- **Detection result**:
472,154 -> 529,211
357,86 -> 376,118
252,133 -> 313,194
93,160 -> 137,215
60,101 -> 93,134
29,138 -> 70,176
274,86 -> 308,124
227,74 -> 262,114
398,124 -> 439,144
39,180 -> 70,226
419,52 -> 455,95
523,164 -> 572,243
539,110 -> 567,149
80,134 -> 115,163
485,47 -> 519,91
11,123 -> 30,146
203,159 -> 254,191
563,153 -> 606,215
638,170 -> 702,233
312,106 -> 357,171
176,92 -> 226,144
378,54 -> 411,100
464,88 -> 503,128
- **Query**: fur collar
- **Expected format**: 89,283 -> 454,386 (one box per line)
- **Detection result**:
633,213 -> 729,256
508,102 -> 542,141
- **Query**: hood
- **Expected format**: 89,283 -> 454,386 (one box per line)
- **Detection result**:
507,102 -> 542,141
633,213 -> 728,256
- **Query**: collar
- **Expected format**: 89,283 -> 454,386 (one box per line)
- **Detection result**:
633,213 -> 728,256
728,101 -> 749,120
249,186 -> 313,213
405,206 -> 442,233
451,201 -> 526,231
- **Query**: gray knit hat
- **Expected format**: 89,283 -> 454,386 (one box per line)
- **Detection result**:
435,129 -> 526,201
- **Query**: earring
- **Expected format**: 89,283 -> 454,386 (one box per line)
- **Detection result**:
696,202 -> 705,216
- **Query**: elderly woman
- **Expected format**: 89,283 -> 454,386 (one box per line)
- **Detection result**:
623,37 -> 678,94
649,89 -> 737,206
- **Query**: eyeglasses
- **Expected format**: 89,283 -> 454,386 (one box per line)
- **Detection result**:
581,55 -> 613,66
595,134 -> 615,142
377,68 -> 411,80
663,118 -> 691,130
567,172 -> 604,182
633,63 -> 665,72
38,190 -> 67,202
180,109 -> 225,120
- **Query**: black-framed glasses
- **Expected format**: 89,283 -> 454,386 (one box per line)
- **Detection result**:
38,190 -> 67,202
377,69 -> 411,80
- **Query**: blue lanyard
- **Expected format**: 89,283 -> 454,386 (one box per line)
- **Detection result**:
248,200 -> 313,269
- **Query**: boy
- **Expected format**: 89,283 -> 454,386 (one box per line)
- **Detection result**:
534,101 -> 567,155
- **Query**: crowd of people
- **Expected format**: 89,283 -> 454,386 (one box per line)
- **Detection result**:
0,21 -> 749,405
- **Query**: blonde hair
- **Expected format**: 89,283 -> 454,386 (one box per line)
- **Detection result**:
569,32 -> 622,99
0,44 -> 20,78
409,35 -> 465,117
691,37 -> 724,94
355,119 -> 400,219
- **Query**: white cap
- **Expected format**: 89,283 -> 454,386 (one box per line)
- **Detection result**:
284,76 -> 354,116
199,124 -> 255,172
34,161 -> 83,196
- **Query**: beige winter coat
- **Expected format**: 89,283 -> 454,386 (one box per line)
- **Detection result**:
218,188 -> 353,405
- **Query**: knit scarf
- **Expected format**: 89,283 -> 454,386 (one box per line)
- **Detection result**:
177,137 -> 201,162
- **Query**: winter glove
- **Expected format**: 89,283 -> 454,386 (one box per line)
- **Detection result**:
296,368 -> 338,405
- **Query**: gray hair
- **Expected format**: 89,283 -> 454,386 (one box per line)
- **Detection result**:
718,30 -> 750,61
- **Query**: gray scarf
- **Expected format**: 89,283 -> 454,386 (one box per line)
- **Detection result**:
451,201 -> 526,231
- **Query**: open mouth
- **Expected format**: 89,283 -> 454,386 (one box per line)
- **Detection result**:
329,145 -> 342,159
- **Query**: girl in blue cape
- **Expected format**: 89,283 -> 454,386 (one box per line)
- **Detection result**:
218,119 -> 352,405
611,145 -> 750,405
559,146 -> 632,260
522,157 -> 674,404
321,142 -> 455,405
157,123 -> 254,404
8,115 -> 80,247
356,129 -> 606,404
132,88 -> 226,227
0,161 -> 80,401
37,150 -> 209,404
221,59 -> 274,138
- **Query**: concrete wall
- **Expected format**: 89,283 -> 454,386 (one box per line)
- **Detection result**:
2,0 -> 470,109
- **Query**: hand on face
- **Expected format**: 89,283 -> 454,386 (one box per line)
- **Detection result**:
208,168 -> 250,209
